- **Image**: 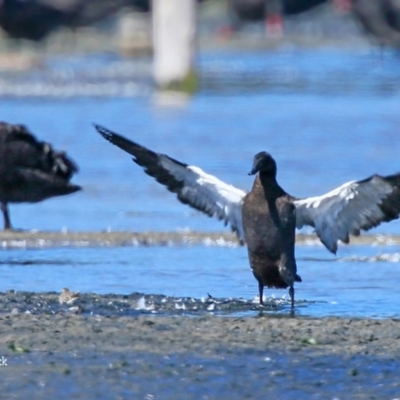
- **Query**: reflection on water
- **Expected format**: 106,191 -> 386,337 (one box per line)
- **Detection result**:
1,47 -> 400,318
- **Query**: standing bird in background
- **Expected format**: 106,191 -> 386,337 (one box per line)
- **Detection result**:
95,124 -> 400,308
0,122 -> 81,230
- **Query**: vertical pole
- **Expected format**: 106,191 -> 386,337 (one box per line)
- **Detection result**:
152,0 -> 197,93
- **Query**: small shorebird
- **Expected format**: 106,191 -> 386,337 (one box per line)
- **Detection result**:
95,124 -> 400,308
59,288 -> 80,305
0,121 -> 81,230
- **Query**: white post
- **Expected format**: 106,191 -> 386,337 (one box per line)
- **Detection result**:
152,0 -> 197,92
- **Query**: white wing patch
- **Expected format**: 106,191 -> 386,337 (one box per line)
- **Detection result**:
294,176 -> 395,254
159,156 -> 247,242
95,123 -> 400,254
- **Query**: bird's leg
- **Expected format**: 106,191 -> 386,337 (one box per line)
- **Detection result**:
1,202 -> 11,230
289,285 -> 295,310
258,282 -> 264,305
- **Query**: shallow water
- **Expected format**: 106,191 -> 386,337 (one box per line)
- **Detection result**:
1,243 -> 400,318
1,46 -> 400,318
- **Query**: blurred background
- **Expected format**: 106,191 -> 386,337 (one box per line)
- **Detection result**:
0,0 -> 399,234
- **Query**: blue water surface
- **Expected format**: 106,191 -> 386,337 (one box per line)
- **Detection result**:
1,47 -> 400,318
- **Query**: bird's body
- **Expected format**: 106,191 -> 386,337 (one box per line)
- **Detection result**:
59,287 -> 80,305
95,124 -> 400,309
0,122 -> 80,229
242,167 -> 301,306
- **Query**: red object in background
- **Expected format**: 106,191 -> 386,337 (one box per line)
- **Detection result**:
332,0 -> 352,13
266,13 -> 283,37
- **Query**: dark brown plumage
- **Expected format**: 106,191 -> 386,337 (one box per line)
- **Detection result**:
242,151 -> 301,308
0,0 -> 151,41
0,122 -> 81,229
96,127 -> 188,194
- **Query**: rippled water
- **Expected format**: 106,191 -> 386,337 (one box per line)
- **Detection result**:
2,242 -> 400,318
1,46 -> 400,318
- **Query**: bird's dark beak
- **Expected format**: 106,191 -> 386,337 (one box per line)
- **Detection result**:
248,168 -> 257,176
248,160 -> 259,176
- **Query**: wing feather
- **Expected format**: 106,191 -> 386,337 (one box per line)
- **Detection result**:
95,124 -> 247,243
95,123 -> 400,254
294,174 -> 400,254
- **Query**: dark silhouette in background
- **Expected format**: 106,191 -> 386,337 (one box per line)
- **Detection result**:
229,0 -> 329,21
226,0 -> 330,36
0,122 -> 80,230
0,0 -> 399,51
226,0 -> 400,48
0,0 -> 150,41
351,0 -> 400,48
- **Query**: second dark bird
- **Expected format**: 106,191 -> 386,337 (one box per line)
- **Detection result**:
0,122 -> 81,230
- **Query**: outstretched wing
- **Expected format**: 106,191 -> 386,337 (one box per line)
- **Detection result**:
294,174 -> 400,254
95,124 -> 247,243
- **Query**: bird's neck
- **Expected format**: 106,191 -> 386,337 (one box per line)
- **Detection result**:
255,172 -> 286,199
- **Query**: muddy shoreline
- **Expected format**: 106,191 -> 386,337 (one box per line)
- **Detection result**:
4,310 -> 400,357
1,291 -> 400,398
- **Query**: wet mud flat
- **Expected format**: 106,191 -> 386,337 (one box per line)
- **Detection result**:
1,292 -> 400,399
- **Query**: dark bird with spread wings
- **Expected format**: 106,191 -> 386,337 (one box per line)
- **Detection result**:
0,122 -> 81,230
95,123 -> 400,307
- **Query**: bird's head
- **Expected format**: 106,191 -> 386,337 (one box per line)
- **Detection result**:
248,151 -> 277,177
